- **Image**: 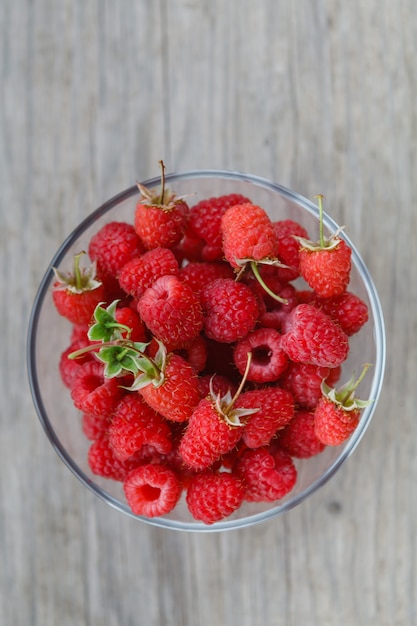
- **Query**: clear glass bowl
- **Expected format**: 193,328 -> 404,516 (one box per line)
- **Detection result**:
27,170 -> 386,532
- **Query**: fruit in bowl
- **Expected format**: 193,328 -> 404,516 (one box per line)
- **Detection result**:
27,166 -> 385,531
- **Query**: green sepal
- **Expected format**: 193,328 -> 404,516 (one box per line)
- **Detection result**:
210,379 -> 259,427
321,365 -> 373,412
88,300 -> 131,342
95,345 -> 143,378
123,340 -> 168,391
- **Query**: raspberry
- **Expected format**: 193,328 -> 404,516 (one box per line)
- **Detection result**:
311,291 -> 369,336
235,387 -> 294,448
118,247 -> 179,299
179,261 -> 234,296
234,446 -> 297,502
112,306 -> 147,342
279,362 -> 331,409
189,193 -> 251,261
281,304 -> 349,368
233,327 -> 288,383
123,463 -> 182,517
258,284 -> 299,331
179,397 -> 244,470
273,219 -> 309,282
200,278 -> 259,343
82,412 -> 112,441
314,397 -> 360,446
172,223 -> 205,264
299,238 -> 352,298
314,364 -> 371,446
139,353 -> 200,423
70,361 -> 124,417
59,338 -> 93,389
278,409 -> 326,458
186,471 -> 245,524
175,334 -> 208,374
109,394 -> 172,461
52,284 -> 106,326
197,374 -> 237,400
295,195 -> 352,298
88,436 -> 142,481
137,275 -> 204,350
88,221 -> 143,278
221,203 -> 278,268
134,168 -> 189,250
52,253 -> 107,326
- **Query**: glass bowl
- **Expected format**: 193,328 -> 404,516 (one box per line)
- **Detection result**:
27,170 -> 386,532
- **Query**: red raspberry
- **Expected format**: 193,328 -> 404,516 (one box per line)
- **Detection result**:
82,412 -> 112,441
294,195 -> 352,298
88,436 -> 142,481
88,221 -> 144,278
135,172 -> 189,250
197,374 -> 237,400
178,397 -> 244,470
314,397 -> 360,446
234,446 -> 297,502
279,362 -> 331,409
281,304 -> 349,368
273,219 -> 309,282
200,278 -> 259,343
299,238 -> 352,298
52,253 -> 107,326
236,387 -> 294,448
137,275 -> 204,350
313,364 -> 371,446
59,338 -> 93,388
113,306 -> 147,342
172,222 -> 205,264
221,203 -> 278,269
233,327 -> 288,383
70,361 -> 124,417
123,463 -> 182,517
52,284 -> 106,326
118,247 -> 179,299
175,334 -> 208,374
139,353 -> 200,423
189,193 -> 251,261
186,471 -> 245,524
311,291 -> 369,336
179,261 -> 234,296
258,284 -> 299,331
109,394 -> 172,461
278,409 -> 326,458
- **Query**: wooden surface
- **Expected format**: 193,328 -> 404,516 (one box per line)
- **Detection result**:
2,1 -> 416,624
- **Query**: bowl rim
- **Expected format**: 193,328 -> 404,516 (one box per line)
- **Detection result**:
26,169 -> 386,532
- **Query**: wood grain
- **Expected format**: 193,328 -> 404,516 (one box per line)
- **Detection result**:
1,0 -> 416,624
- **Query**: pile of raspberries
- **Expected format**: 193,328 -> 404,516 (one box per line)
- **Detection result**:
52,176 -> 370,525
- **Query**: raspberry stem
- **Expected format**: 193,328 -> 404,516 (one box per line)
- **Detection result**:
315,194 -> 325,248
226,351 -> 253,413
159,160 -> 166,204
339,363 -> 371,405
250,261 -> 288,304
73,252 -> 85,291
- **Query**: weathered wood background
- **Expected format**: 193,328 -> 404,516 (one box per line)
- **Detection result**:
2,1 -> 416,624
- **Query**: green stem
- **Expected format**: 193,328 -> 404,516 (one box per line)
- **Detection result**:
250,261 -> 288,304
226,352 -> 252,413
69,339 -> 148,361
73,251 -> 85,291
315,194 -> 325,248
340,363 -> 371,404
